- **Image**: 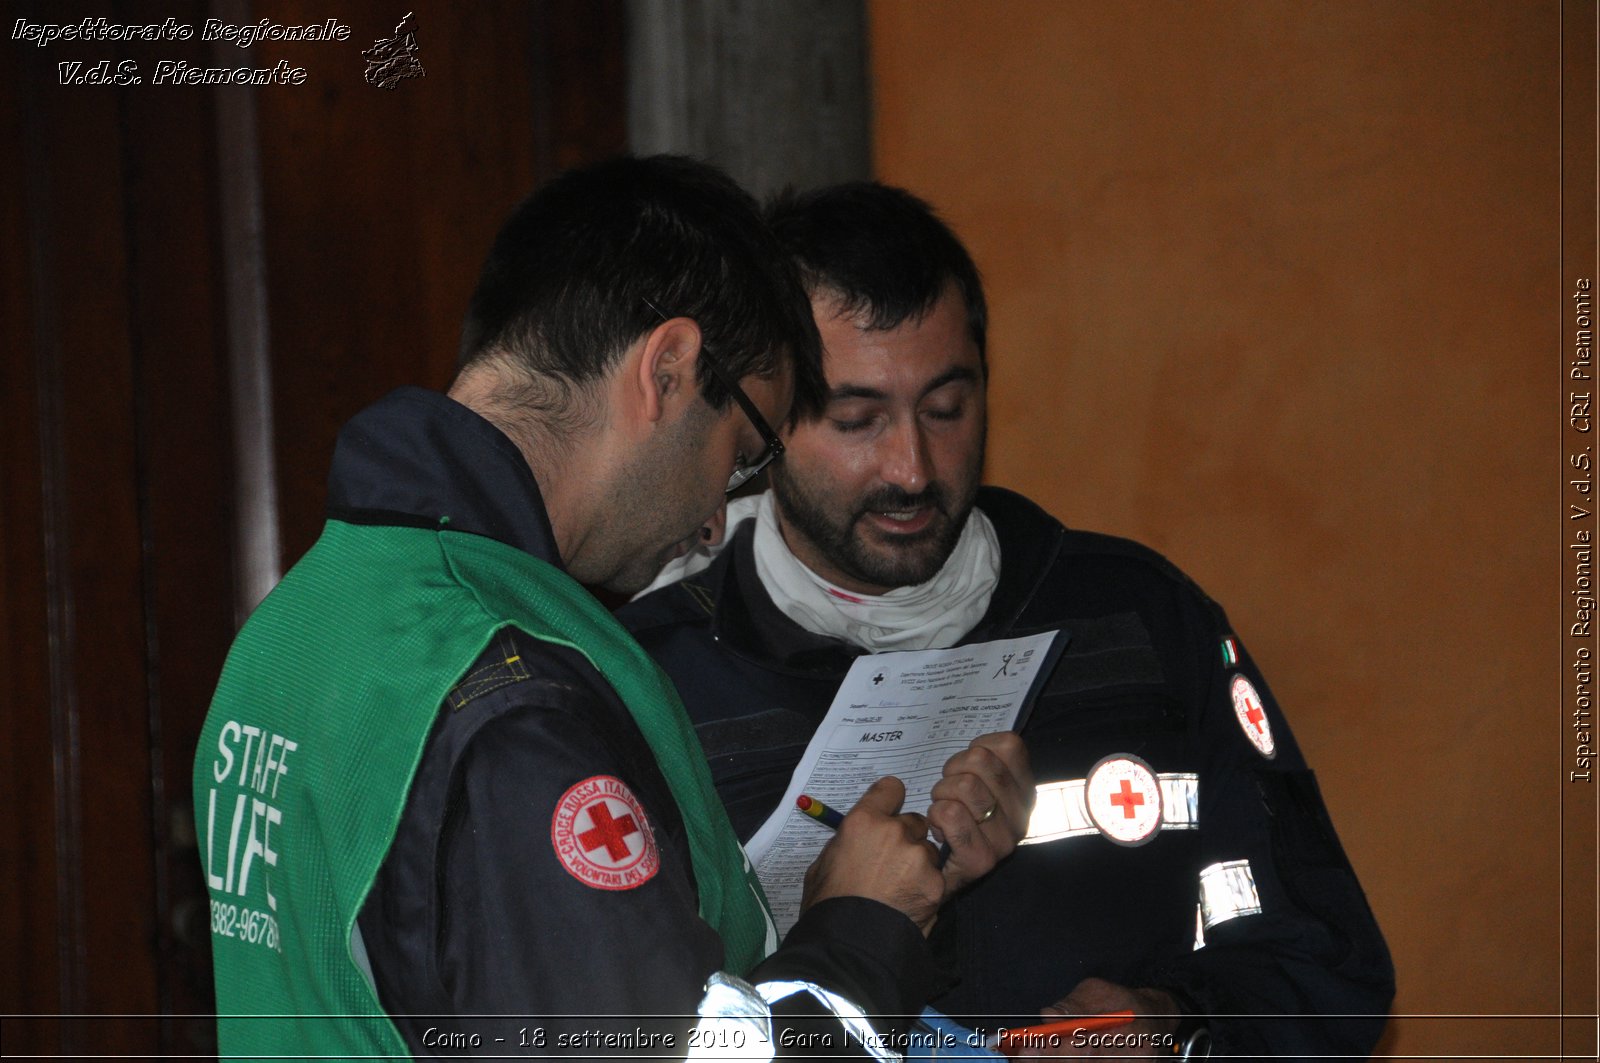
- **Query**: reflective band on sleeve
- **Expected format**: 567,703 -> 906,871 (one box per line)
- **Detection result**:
1020,779 -> 1095,842
689,973 -> 776,1061
1020,773 -> 1199,844
1160,774 -> 1199,826
757,980 -> 905,1062
1197,858 -> 1262,931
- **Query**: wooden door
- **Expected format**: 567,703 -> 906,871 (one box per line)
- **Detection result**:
0,2 -> 623,1054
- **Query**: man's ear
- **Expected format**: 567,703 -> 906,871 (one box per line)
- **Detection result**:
634,317 -> 702,424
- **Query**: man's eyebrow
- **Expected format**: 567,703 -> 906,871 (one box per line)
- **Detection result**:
826,366 -> 981,403
920,366 -> 980,396
828,384 -> 890,402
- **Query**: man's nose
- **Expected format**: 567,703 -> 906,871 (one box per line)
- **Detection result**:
879,420 -> 930,493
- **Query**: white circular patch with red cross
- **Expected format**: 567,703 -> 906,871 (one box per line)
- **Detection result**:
550,775 -> 660,890
1084,754 -> 1164,846
1229,674 -> 1277,759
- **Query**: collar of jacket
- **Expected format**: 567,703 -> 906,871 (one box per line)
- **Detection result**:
323,386 -> 563,566
699,485 -> 1066,674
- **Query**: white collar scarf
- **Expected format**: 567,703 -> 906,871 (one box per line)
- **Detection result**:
751,491 -> 1000,651
635,491 -> 1001,652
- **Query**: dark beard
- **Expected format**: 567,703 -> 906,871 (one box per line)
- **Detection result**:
771,476 -> 970,590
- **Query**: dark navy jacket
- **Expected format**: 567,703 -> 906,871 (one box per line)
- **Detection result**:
331,388 -> 938,1057
620,486 -> 1395,1060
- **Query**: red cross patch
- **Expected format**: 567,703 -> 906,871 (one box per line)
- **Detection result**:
550,775 -> 660,890
1084,754 -> 1163,846
1229,674 -> 1276,759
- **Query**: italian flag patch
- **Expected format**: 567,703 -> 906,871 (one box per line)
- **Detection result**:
1221,637 -> 1240,667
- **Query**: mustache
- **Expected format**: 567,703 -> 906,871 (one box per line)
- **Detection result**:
853,485 -> 947,519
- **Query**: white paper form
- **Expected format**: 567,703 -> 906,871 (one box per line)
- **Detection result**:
746,629 -> 1064,935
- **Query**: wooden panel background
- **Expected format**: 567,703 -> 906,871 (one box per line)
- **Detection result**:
0,2 -> 622,1055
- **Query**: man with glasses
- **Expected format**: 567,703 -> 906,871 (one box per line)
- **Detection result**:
645,296 -> 788,493
194,157 -> 1032,1060
622,182 -> 1395,1059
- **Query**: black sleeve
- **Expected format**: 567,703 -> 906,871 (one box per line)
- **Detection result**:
358,636 -> 936,1058
1138,606 -> 1396,1059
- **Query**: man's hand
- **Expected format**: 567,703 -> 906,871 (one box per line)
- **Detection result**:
800,776 -> 945,932
927,732 -> 1034,893
1010,978 -> 1181,1059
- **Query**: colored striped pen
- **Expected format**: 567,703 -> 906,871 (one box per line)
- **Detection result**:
798,793 -> 957,869
795,793 -> 845,829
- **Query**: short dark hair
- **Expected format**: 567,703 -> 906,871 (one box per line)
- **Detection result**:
764,181 -> 987,365
460,154 -> 825,420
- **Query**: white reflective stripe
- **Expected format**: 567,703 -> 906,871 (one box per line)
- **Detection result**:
1019,779 -> 1096,842
1198,858 -> 1263,930
1192,903 -> 1207,951
689,973 -> 905,1061
1019,774 -> 1199,844
690,973 -> 776,1061
1159,773 -> 1199,827
758,980 -> 904,1062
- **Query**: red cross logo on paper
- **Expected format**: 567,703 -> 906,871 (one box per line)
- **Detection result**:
550,775 -> 660,890
1084,754 -> 1163,846
1229,674 -> 1276,758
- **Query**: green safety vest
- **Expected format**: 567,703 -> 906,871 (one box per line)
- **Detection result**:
194,520 -> 774,1060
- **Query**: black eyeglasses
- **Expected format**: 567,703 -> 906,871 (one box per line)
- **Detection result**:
643,300 -> 784,493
